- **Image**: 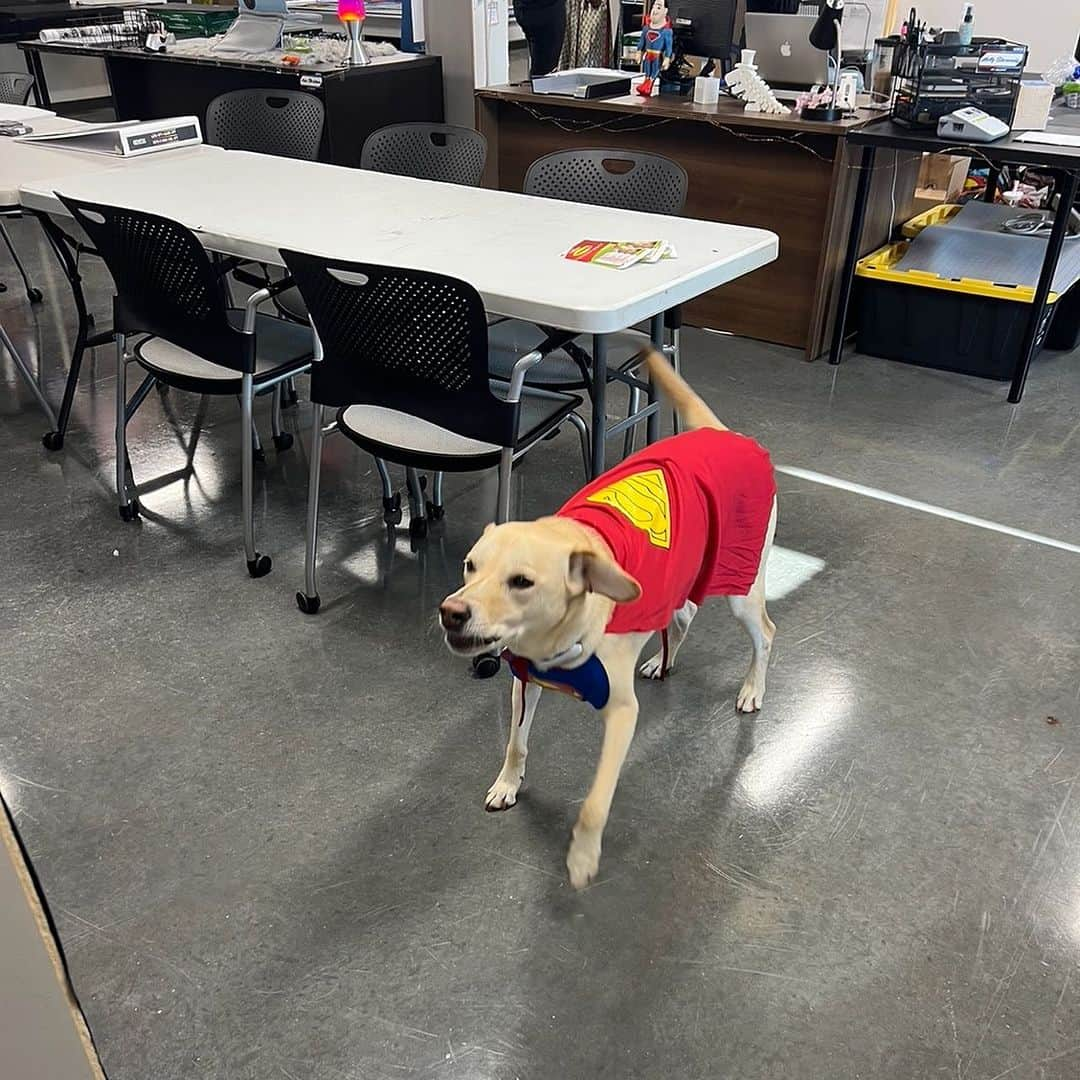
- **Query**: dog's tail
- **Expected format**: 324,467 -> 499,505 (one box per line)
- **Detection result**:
643,349 -> 727,432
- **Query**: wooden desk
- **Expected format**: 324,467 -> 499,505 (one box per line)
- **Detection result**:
476,86 -> 918,360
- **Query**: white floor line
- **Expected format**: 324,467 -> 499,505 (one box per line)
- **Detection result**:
776,465 -> 1080,556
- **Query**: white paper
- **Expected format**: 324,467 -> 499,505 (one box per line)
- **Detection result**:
1015,131 -> 1080,148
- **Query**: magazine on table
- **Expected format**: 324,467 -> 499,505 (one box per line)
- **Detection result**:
564,239 -> 677,269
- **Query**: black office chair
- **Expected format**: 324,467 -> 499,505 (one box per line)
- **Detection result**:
205,88 -> 325,159
0,72 -> 43,304
59,196 -> 314,577
489,148 -> 689,453
206,88 -> 325,405
360,122 -> 488,186
280,249 -> 589,614
524,147 -> 688,213
0,71 -> 34,106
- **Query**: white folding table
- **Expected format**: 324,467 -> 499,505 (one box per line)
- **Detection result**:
1,109 -> 95,429
19,148 -> 778,471
2,129 -> 222,444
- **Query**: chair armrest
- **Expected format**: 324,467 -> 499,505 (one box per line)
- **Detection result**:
504,329 -> 577,403
241,276 -> 298,333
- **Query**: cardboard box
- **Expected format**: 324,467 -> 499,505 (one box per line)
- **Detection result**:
1,795 -> 107,1080
916,153 -> 972,205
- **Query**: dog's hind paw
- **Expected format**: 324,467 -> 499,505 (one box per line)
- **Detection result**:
485,772 -> 523,811
638,652 -> 669,680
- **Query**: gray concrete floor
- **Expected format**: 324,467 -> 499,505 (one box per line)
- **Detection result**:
2,215 -> 1080,1080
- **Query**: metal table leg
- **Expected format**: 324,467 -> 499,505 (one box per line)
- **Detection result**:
829,144 -> 877,365
25,49 -> 50,109
35,212 -> 112,450
1008,169 -> 1079,404
1,322 -> 57,427
590,333 -> 607,477
647,312 -> 663,445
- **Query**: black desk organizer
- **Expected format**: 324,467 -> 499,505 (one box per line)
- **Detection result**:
891,37 -> 1027,129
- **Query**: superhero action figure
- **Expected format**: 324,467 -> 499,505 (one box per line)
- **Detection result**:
637,0 -> 674,97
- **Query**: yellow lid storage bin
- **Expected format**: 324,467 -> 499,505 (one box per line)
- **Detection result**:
853,239 -> 1062,380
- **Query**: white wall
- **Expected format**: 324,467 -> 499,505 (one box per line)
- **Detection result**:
887,0 -> 1079,71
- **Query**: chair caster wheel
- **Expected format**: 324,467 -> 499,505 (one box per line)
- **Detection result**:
472,653 -> 501,679
409,517 -> 428,540
382,492 -> 402,525
247,553 -> 272,578
426,501 -> 445,522
253,447 -> 266,464
284,387 -> 300,408
296,591 -> 321,614
42,431 -> 63,451
118,499 -> 140,522
86,313 -> 96,327
273,432 -> 294,452
27,288 -> 43,304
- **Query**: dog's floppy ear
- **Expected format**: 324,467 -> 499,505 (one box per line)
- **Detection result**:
569,550 -> 642,604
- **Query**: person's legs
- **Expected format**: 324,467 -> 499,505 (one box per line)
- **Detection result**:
517,0 -> 567,77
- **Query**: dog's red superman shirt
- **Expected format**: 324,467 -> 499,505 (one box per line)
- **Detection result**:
558,428 -> 776,634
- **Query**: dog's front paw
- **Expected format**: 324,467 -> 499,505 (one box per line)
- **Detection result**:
485,770 -> 523,811
736,675 -> 766,713
638,651 -> 668,680
566,834 -> 601,889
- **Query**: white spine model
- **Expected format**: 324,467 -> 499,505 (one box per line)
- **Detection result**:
725,49 -> 790,115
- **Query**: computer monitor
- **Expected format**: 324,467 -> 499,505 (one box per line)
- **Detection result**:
668,0 -> 739,63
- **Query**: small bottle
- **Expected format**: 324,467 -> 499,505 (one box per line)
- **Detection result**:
958,3 -> 974,46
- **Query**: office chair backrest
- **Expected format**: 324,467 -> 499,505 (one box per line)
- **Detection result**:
205,89 -> 325,160
360,123 -> 488,186
524,148 -> 688,215
0,71 -> 34,106
281,250 -> 517,447
58,196 -> 255,373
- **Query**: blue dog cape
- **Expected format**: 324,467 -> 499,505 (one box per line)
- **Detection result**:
503,649 -> 611,710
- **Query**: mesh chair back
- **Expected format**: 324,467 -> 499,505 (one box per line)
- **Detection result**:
58,196 -> 255,372
524,149 -> 688,215
0,71 -> 34,106
281,250 -> 517,447
360,123 -> 488,186
205,89 -> 325,160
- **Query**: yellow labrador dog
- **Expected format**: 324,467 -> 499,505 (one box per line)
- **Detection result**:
439,352 -> 777,888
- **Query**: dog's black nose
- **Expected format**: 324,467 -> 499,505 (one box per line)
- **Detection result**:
439,599 -> 470,630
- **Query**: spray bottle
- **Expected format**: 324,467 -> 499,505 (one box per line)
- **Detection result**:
958,3 -> 975,46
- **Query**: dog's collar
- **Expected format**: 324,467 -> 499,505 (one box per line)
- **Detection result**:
502,647 -> 610,710
534,641 -> 585,670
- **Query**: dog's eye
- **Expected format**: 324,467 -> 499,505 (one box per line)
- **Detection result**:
464,559 -> 476,574
508,574 -> 534,590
